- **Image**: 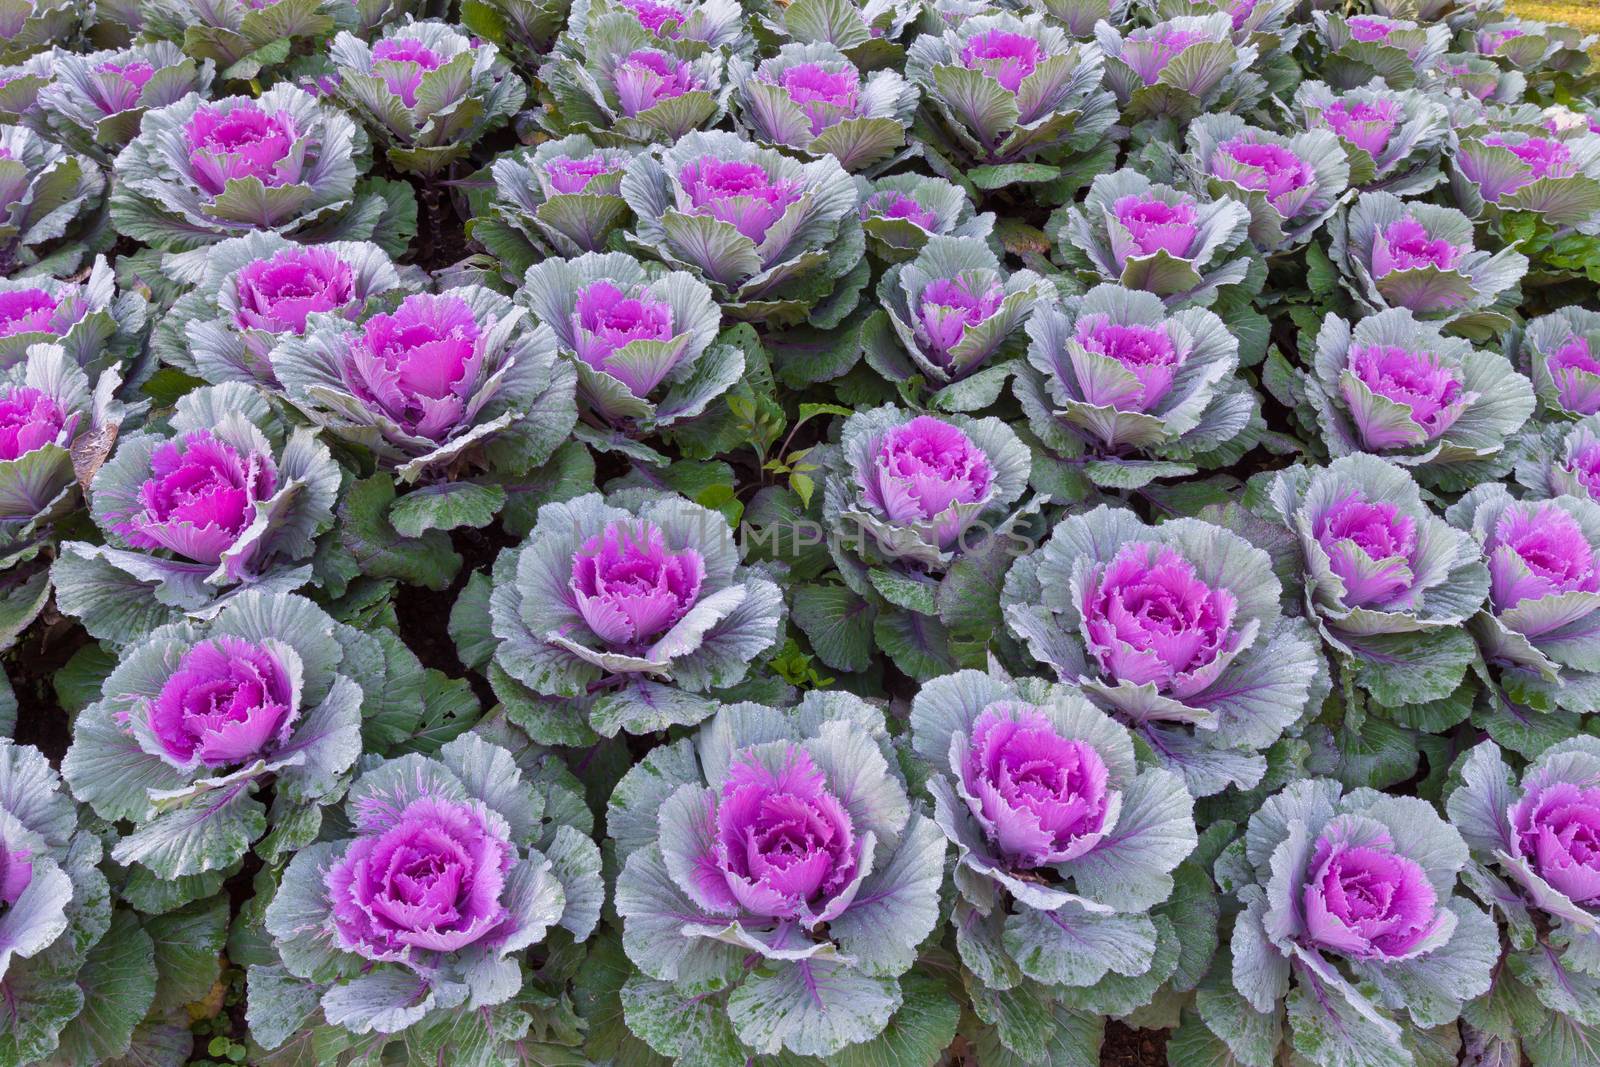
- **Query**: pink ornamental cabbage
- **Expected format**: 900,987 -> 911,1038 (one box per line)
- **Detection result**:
571,281 -> 677,397
114,429 -> 277,565
1302,829 -> 1446,959
1478,27 -> 1526,54
183,101 -> 302,196
89,59 -> 155,114
916,276 -> 1005,367
1122,27 -> 1207,84
960,30 -> 1042,93
1072,316 -> 1186,411
342,293 -> 484,442
0,386 -> 68,460
544,155 -> 621,194
148,637 -> 295,768
1485,501 -> 1600,616
1511,779 -> 1600,904
617,0 -> 686,36
1344,344 -> 1470,449
570,519 -> 705,646
704,746 -> 862,920
861,191 -> 940,232
772,62 -> 861,136
326,794 -> 515,959
0,288 -> 59,337
1314,492 -> 1420,610
233,246 -> 357,335
1371,218 -> 1466,276
960,702 -> 1111,867
1080,542 -> 1241,697
615,50 -> 700,118
865,416 -> 994,546
0,839 -> 29,907
1211,137 -> 1315,214
1347,17 -> 1394,42
1321,98 -> 1400,157
1110,195 -> 1199,262
1548,335 -> 1600,415
1473,135 -> 1574,201
1563,440 -> 1600,497
370,38 -> 446,108
677,157 -> 803,244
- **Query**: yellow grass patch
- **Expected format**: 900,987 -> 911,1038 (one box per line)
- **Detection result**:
1508,0 -> 1600,58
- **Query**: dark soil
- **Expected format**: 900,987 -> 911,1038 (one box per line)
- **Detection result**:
8,604 -> 90,763
1100,1022 -> 1168,1067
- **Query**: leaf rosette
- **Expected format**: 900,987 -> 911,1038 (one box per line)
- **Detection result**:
905,12 -> 1118,168
0,260 -> 147,380
560,0 -> 750,61
620,129 -> 865,327
1097,13 -> 1265,123
857,172 -> 996,264
1421,51 -> 1528,104
0,0 -> 76,66
1186,114 -> 1352,255
539,30 -> 732,145
1265,454 -> 1491,709
862,234 -> 1048,407
488,490 -> 784,738
329,19 -> 527,178
53,382 -> 341,643
1185,778 -> 1497,1067
252,733 -> 601,1060
1003,504 -> 1324,795
1474,18 -> 1597,76
910,671 -> 1199,1014
1294,79 -> 1449,194
1449,119 -> 1600,234
146,0 -> 348,79
152,231 -> 416,388
730,42 -> 919,174
608,690 -> 947,1060
1055,169 -> 1253,308
0,124 -> 106,278
1308,12 -> 1450,90
1512,412 -> 1600,503
1327,190 -> 1526,333
1445,739 -> 1600,1066
36,42 -> 214,163
1297,307 -> 1535,491
108,84 -> 391,253
1014,283 -> 1258,491
0,52 -> 52,127
268,285 -> 577,484
1515,306 -> 1600,420
519,251 -> 739,454
61,591 -> 371,880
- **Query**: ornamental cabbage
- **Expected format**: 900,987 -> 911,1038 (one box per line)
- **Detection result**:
518,251 -> 738,457
861,234 -> 1048,406
1187,115 -> 1352,255
147,0 -> 346,78
1015,283 -> 1258,491
1293,80 -> 1448,194
1516,307 -> 1600,418
1449,120 -> 1600,232
1264,454 -> 1490,710
1423,52 -> 1528,104
1475,18 -> 1597,75
0,51 -> 52,126
1327,190 -> 1527,332
1015,0 -> 1128,37
1003,504 -> 1324,795
62,591 -> 369,879
53,382 -> 341,643
905,13 -> 1117,169
1097,14 -> 1264,122
36,42 -> 213,162
620,130 -> 864,327
730,43 -> 918,173
109,84 -> 394,253
153,231 -> 415,388
1055,169 -> 1254,307
0,260 -> 148,378
0,741 -> 148,1065
0,124 -> 105,277
1513,412 -> 1600,503
561,0 -> 749,60
267,285 -> 577,484
857,172 -> 997,263
1446,485 -> 1600,725
0,0 -> 75,65
539,35 -> 731,145
329,20 -> 527,177
253,733 -> 601,1062
1447,739 -> 1600,1067
473,134 -> 646,277
1297,307 -> 1535,490
1309,12 -> 1450,90
608,690 -> 946,1059
910,670 -> 1198,1052
488,491 -> 784,738
1183,779 -> 1497,1067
